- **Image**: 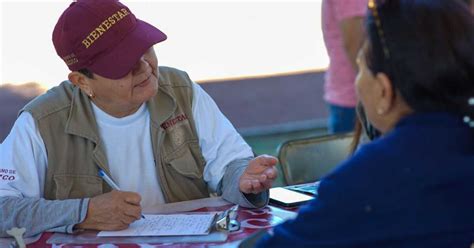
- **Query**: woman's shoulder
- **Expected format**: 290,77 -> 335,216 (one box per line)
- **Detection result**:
317,133 -> 413,194
328,135 -> 401,176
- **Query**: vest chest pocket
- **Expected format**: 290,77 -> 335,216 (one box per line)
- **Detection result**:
164,141 -> 206,179
53,174 -> 103,200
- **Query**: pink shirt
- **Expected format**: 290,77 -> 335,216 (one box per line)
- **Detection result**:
322,0 -> 367,107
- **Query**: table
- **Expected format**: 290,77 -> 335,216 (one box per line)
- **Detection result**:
22,197 -> 297,247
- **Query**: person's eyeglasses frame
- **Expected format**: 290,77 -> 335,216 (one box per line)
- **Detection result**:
368,0 -> 391,60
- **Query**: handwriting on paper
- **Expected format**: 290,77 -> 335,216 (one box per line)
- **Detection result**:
98,214 -> 216,237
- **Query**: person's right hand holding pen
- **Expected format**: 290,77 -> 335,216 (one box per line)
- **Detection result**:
75,169 -> 144,231
98,169 -> 145,219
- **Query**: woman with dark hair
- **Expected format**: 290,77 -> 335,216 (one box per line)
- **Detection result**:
256,0 -> 474,247
349,0 -> 473,153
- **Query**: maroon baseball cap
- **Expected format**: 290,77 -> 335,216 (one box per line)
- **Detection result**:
53,0 -> 167,79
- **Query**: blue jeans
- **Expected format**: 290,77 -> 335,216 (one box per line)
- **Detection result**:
327,104 -> 356,134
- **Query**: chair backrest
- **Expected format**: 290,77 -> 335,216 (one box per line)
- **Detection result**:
277,132 -> 354,185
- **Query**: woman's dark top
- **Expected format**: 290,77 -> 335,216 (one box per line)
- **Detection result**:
258,112 -> 474,247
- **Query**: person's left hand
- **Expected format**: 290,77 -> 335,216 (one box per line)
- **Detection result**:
239,155 -> 278,194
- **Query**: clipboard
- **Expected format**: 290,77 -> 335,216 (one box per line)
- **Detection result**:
47,205 -> 240,245
213,205 -> 240,232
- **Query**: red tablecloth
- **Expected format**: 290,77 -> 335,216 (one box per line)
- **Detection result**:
27,204 -> 297,247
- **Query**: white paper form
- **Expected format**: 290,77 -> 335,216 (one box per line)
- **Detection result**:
98,213 -> 216,237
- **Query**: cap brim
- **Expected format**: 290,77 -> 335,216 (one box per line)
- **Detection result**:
89,19 -> 167,79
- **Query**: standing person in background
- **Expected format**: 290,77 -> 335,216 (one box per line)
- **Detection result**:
322,0 -> 367,133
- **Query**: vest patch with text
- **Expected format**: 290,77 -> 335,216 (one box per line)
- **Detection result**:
161,114 -> 188,130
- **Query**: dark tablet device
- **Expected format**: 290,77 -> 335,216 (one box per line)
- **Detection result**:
269,187 -> 315,207
285,182 -> 320,196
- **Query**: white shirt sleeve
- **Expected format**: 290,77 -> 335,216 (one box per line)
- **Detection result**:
191,82 -> 254,192
0,114 -> 91,236
0,112 -> 47,198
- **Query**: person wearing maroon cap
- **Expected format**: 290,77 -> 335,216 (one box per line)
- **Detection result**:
0,0 -> 277,236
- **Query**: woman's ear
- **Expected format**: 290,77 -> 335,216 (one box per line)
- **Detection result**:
68,71 -> 93,97
374,72 -> 395,115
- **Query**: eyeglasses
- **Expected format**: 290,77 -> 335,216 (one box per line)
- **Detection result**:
368,0 -> 400,98
368,0 -> 391,60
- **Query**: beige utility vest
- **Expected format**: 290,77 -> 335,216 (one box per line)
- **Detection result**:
22,67 -> 210,203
